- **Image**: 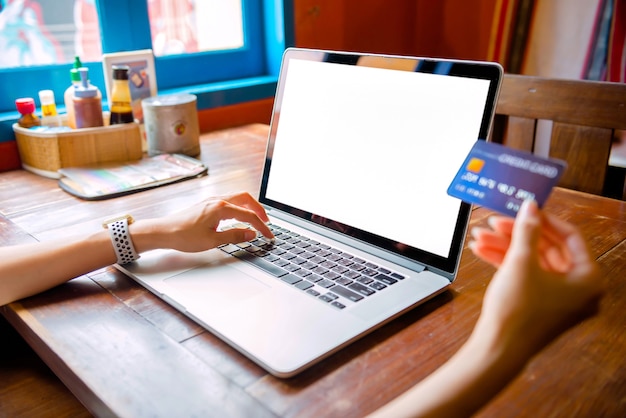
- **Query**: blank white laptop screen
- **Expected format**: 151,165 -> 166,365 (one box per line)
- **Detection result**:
265,57 -> 491,259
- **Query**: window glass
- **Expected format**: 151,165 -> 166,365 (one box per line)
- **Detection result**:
0,0 -> 288,114
0,0 -> 102,69
147,0 -> 243,56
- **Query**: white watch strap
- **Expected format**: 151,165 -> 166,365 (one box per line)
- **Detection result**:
107,218 -> 139,264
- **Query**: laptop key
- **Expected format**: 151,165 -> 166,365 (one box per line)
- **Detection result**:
312,266 -> 329,275
296,280 -> 314,290
300,251 -> 316,259
349,282 -> 376,296
331,265 -> 349,274
308,244 -> 322,252
349,263 -> 367,272
269,247 -> 287,256
307,274 -> 323,283
319,294 -> 336,303
281,274 -> 302,285
284,264 -> 301,272
357,276 -> 373,285
336,277 -> 353,286
306,288 -> 321,297
370,281 -> 387,291
232,249 -> 289,277
332,285 -> 364,302
301,261 -> 317,270
317,279 -> 335,288
219,243 -> 240,254
294,269 -> 311,277
375,273 -> 398,285
292,256 -> 308,265
273,259 -> 290,267
344,270 -> 360,279
245,245 -> 262,253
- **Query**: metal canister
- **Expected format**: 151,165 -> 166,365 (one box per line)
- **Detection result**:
142,93 -> 200,156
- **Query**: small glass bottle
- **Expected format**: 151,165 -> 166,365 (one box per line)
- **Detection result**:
73,67 -> 104,128
38,90 -> 62,127
109,65 -> 134,124
39,90 -> 58,117
15,98 -> 42,128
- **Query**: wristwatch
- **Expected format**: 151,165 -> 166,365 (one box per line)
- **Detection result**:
103,214 -> 140,265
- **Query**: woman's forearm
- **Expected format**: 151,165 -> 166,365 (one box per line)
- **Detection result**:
0,219 -> 177,306
368,314 -> 532,418
0,229 -> 117,305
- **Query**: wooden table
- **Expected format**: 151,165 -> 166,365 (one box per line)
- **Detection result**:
1,124 -> 625,417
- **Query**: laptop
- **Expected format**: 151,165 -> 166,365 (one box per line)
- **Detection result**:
119,48 -> 503,377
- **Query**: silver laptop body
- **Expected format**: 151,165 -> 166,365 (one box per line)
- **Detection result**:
119,48 -> 502,377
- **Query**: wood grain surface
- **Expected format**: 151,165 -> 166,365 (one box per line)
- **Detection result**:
1,124 -> 625,417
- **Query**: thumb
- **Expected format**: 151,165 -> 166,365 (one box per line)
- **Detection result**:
508,199 -> 541,258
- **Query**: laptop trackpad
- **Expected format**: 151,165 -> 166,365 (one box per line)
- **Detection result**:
163,264 -> 270,312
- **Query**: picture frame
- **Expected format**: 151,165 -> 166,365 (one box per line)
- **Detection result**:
102,49 -> 158,123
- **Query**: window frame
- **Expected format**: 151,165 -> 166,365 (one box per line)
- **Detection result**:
0,0 -> 294,140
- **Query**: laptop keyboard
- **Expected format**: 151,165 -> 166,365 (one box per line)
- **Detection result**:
218,223 -> 405,309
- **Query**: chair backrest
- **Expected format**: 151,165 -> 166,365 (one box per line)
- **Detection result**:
491,74 -> 626,198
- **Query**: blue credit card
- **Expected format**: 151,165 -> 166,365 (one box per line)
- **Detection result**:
447,140 -> 567,217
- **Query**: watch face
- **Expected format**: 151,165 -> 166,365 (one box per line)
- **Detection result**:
102,214 -> 134,228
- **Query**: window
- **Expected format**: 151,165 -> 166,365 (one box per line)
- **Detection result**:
0,0 -> 292,116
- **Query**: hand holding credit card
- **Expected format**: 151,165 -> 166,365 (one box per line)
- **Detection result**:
447,140 -> 567,217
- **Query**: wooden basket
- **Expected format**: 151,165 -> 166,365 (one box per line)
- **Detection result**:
13,119 -> 143,178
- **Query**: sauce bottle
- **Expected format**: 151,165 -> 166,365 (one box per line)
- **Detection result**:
15,98 -> 42,128
64,56 -> 83,129
73,67 -> 104,128
109,65 -> 134,124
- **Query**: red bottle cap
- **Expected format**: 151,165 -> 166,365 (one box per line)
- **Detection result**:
15,98 -> 36,115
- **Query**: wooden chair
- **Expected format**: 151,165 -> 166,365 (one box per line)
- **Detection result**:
491,74 -> 626,199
